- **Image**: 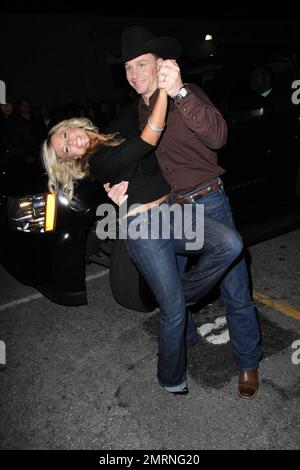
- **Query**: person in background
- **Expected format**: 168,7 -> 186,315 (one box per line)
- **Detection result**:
250,65 -> 274,99
0,102 -> 14,162
11,97 -> 44,162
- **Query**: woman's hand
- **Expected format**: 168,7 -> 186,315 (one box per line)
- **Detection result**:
157,59 -> 184,98
103,181 -> 129,206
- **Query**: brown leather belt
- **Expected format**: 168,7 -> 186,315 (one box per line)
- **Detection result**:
171,180 -> 222,205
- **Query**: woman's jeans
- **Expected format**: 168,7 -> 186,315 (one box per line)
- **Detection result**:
120,199 -> 243,390
178,179 -> 262,371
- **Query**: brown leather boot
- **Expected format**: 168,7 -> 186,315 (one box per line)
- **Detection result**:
238,369 -> 259,399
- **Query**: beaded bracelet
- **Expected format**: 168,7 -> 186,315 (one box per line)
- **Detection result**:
147,119 -> 165,132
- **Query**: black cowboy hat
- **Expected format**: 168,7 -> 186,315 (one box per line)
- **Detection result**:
106,25 -> 182,64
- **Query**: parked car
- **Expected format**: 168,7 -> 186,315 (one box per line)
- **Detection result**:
0,158 -> 156,311
1,47 -> 300,312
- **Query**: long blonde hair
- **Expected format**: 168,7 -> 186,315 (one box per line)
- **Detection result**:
42,117 -> 122,201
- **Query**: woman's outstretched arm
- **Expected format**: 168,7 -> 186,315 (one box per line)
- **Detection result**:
140,89 -> 168,145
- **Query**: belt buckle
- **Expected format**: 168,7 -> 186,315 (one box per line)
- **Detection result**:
172,193 -> 185,204
184,194 -> 196,204
190,191 -> 203,203
176,193 -> 198,204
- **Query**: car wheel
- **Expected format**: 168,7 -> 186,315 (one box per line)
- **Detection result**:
109,238 -> 157,312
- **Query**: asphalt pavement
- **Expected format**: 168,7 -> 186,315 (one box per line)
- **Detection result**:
0,230 -> 299,451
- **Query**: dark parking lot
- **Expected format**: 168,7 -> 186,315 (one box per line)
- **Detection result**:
0,230 -> 299,451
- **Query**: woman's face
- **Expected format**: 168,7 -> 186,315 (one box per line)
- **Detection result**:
51,127 -> 90,158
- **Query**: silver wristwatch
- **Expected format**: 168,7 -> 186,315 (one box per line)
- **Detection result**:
173,86 -> 188,103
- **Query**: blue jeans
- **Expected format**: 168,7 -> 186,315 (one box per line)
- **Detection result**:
121,201 -> 243,390
178,179 -> 262,370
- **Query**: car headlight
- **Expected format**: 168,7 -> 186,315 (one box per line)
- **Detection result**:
7,193 -> 56,232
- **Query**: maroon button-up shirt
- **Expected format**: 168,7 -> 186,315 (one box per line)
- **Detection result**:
139,84 -> 227,195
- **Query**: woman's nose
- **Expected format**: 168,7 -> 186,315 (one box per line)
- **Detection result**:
67,137 -> 76,146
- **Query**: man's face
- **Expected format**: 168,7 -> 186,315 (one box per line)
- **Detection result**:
124,53 -> 162,100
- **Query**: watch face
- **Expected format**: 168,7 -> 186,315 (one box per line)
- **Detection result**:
180,87 -> 188,97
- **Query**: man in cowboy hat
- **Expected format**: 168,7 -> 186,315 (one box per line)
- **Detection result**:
106,25 -> 262,400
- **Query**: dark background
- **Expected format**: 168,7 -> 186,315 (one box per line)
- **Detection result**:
1,2 -> 300,108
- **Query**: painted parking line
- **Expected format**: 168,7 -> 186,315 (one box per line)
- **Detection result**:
0,293 -> 43,312
253,291 -> 300,321
0,269 -> 109,312
86,269 -> 109,282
